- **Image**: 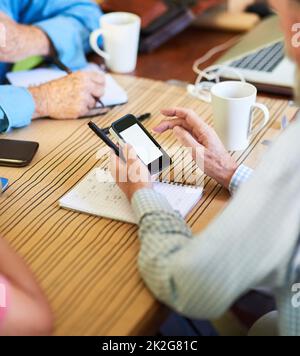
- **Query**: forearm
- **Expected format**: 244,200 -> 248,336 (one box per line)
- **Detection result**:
0,22 -> 51,62
133,189 -> 235,319
19,25 -> 52,59
133,156 -> 297,320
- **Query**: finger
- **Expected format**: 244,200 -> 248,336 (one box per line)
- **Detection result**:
153,119 -> 190,133
109,148 -> 127,180
123,144 -> 138,164
173,126 -> 205,165
161,107 -> 209,132
86,95 -> 97,110
123,144 -> 151,183
123,144 -> 148,175
109,149 -> 117,175
78,103 -> 90,118
161,107 -> 196,119
85,107 -> 110,118
90,82 -> 105,99
110,147 -> 125,166
89,71 -> 106,85
109,149 -> 120,181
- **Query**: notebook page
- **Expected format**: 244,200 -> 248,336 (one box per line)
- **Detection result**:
6,63 -> 128,108
59,169 -> 203,224
153,182 -> 203,218
60,169 -> 137,224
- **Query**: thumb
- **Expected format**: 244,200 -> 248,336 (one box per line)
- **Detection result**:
123,144 -> 138,163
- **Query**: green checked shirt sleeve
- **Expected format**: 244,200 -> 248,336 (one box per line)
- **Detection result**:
132,118 -> 300,336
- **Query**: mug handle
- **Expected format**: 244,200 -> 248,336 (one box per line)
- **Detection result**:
249,103 -> 270,137
89,29 -> 110,60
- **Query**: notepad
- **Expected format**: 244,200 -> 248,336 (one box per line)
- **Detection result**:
6,63 -> 128,108
59,169 -> 203,224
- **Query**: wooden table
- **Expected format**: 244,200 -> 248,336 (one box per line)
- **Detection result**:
0,75 -> 296,335
0,29 -> 297,336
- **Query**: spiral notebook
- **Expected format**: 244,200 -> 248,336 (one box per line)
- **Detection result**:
59,169 -> 203,224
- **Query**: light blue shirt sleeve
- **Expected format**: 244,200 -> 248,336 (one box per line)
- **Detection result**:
0,86 -> 35,132
0,0 -> 102,133
31,0 -> 102,70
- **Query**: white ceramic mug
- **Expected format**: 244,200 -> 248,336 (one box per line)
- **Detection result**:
211,81 -> 270,151
90,12 -> 141,74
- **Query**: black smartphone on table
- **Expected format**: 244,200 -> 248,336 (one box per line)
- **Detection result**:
0,139 -> 39,167
111,114 -> 172,175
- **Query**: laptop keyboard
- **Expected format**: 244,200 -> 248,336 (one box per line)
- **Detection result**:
230,42 -> 284,73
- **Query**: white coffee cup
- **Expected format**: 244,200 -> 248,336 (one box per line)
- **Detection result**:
211,81 -> 270,151
90,12 -> 141,74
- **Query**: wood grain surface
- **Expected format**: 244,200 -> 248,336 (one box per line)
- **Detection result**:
0,75 -> 296,335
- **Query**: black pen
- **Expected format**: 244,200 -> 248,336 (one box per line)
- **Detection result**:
88,122 -> 126,162
51,56 -> 106,109
102,113 -> 152,135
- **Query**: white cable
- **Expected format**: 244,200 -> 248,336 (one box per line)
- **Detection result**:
192,36 -> 241,75
188,36 -> 245,103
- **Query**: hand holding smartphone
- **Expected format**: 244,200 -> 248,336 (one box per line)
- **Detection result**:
110,114 -> 172,175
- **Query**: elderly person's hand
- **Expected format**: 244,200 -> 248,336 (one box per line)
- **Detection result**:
110,144 -> 153,201
153,108 -> 238,189
29,71 -> 106,120
0,12 -> 51,62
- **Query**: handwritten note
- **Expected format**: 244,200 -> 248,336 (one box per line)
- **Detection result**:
59,169 -> 203,224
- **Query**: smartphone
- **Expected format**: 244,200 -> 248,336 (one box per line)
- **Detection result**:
111,114 -> 172,175
0,139 -> 39,167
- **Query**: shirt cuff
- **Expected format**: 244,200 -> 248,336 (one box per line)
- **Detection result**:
35,16 -> 88,70
229,165 -> 254,195
0,86 -> 35,132
132,188 -> 175,221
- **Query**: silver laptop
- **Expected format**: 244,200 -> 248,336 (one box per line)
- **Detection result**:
216,15 -> 295,96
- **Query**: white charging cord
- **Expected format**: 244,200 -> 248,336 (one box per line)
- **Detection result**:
188,36 -> 246,103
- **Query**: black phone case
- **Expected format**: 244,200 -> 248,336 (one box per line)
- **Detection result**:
111,114 -> 172,175
0,139 -> 39,167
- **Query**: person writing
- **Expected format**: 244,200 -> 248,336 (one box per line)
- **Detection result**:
0,0 -> 105,133
110,0 -> 300,336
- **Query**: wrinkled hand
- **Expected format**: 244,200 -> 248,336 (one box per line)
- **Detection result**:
110,144 -> 153,201
0,12 -> 50,62
153,108 -> 238,189
29,71 -> 106,120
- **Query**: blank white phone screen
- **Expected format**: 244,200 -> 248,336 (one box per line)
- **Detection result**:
120,124 -> 163,165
